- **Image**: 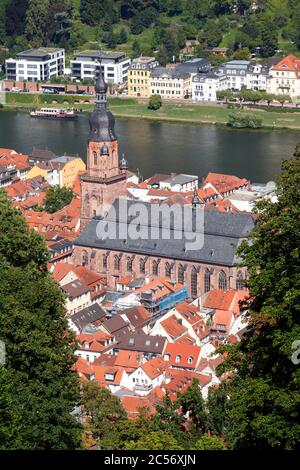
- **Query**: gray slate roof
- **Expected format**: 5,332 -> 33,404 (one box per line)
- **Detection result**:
70,303 -> 106,331
75,199 -> 254,267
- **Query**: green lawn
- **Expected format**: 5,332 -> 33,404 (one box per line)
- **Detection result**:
4,93 -> 300,129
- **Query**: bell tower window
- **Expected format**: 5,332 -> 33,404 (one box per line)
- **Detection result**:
93,151 -> 97,165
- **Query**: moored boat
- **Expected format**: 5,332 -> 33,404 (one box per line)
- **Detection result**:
30,108 -> 77,120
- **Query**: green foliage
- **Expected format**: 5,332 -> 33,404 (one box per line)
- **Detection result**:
148,94 -> 162,110
227,111 -> 263,128
132,39 -> 141,58
44,185 -> 74,213
178,378 -> 208,433
193,435 -> 226,450
125,431 -> 183,450
0,191 -> 82,449
82,382 -> 126,450
218,146 -> 300,449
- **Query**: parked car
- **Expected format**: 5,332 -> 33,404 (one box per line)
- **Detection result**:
11,87 -> 22,92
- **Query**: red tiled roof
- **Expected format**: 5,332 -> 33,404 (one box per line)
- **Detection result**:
211,309 -> 234,333
114,350 -> 143,371
141,356 -> 167,379
272,54 -> 300,75
203,289 -> 249,315
163,343 -> 201,369
175,301 -> 202,325
160,315 -> 187,339
204,172 -> 249,195
121,396 -> 156,419
205,198 -> 240,214
163,369 -> 211,401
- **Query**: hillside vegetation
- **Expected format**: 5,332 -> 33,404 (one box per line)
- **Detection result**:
0,0 -> 300,72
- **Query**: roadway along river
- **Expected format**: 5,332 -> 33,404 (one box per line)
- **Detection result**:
1,110 -> 300,183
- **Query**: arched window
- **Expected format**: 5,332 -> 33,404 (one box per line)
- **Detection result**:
127,257 -> 133,273
93,151 -> 97,166
191,267 -> 198,298
204,268 -> 211,293
140,258 -> 146,274
114,255 -> 120,271
152,260 -> 158,276
236,271 -> 244,290
219,271 -> 227,291
165,262 -> 172,279
102,254 -> 108,269
178,264 -> 184,284
82,250 -> 88,266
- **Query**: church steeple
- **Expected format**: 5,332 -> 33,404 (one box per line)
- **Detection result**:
80,63 -> 128,230
88,62 -> 117,142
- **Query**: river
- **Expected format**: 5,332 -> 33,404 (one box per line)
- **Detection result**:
0,110 -> 299,183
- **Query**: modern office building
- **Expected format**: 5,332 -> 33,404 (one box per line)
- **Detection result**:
5,48 -> 65,82
70,51 -> 131,84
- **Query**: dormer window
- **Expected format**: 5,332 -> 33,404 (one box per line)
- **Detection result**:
175,355 -> 181,363
188,356 -> 194,364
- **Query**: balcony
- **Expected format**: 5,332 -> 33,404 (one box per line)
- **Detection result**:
134,383 -> 153,392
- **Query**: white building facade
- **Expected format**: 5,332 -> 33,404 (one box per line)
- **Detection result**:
71,51 -> 131,84
5,48 -> 65,82
267,54 -> 300,100
150,67 -> 191,99
192,72 -> 227,101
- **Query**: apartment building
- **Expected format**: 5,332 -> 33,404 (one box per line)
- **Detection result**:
267,54 -> 300,100
71,50 -> 131,84
192,71 -> 227,101
150,67 -> 191,99
246,62 -> 268,91
5,48 -> 65,82
127,57 -> 159,97
217,60 -> 251,91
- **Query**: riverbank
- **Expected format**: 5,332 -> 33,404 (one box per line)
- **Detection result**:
3,93 -> 300,130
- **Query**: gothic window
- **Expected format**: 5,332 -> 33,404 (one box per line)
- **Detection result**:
191,267 -> 198,298
114,255 -> 120,271
204,268 -> 211,293
82,251 -> 88,266
127,257 -> 133,273
93,151 -> 97,165
165,262 -> 172,279
140,258 -> 146,274
178,264 -> 184,284
236,271 -> 244,290
219,271 -> 227,291
103,254 -> 108,269
152,260 -> 158,276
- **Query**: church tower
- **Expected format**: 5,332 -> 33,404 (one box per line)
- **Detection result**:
80,64 -> 128,230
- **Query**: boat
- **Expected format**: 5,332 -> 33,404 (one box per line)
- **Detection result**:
30,108 -> 77,120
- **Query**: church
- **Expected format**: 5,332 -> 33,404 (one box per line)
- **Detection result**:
73,69 -> 254,298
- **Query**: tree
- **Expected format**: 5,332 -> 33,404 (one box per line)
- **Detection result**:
178,379 -> 208,434
276,94 -> 292,108
217,89 -> 234,102
132,39 -> 141,59
148,94 -> 162,110
206,385 -> 227,436
193,435 -> 226,450
233,47 -> 250,60
118,27 -> 128,44
82,382 -> 126,450
218,146 -> 300,449
0,191 -> 82,449
125,431 -> 183,450
260,28 -> 278,57
25,0 -> 50,47
44,186 -> 74,213
5,0 -> 29,37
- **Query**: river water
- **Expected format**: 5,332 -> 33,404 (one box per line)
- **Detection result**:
0,110 -> 299,183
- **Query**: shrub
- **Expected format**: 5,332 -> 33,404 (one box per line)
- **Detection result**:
227,111 -> 262,129
148,94 -> 162,110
